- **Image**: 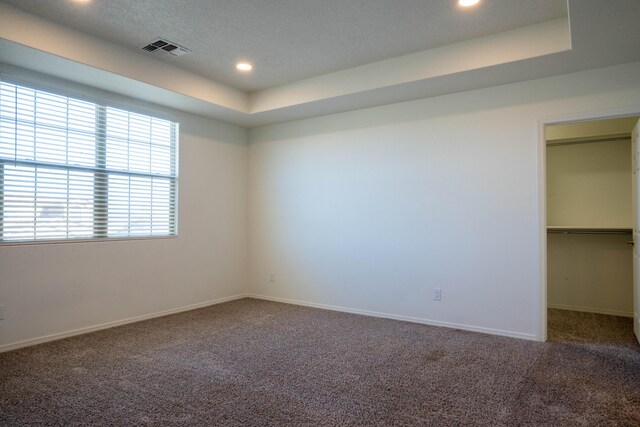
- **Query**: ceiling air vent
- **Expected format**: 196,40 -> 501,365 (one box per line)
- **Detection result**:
140,38 -> 190,57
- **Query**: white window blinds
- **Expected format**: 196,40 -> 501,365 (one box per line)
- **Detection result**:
0,80 -> 178,243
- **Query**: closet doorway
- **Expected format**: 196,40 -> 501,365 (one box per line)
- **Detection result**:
546,116 -> 640,345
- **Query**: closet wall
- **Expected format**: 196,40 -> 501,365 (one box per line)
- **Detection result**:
547,118 -> 637,317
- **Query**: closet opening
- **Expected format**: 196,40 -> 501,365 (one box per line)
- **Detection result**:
545,116 -> 640,346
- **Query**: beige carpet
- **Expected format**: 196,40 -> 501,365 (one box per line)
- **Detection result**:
1,299 -> 639,426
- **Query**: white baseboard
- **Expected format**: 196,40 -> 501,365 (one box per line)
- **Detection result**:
547,303 -> 633,318
0,293 -> 250,353
247,293 -> 539,341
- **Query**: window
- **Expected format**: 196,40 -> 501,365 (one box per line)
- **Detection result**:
0,80 -> 178,243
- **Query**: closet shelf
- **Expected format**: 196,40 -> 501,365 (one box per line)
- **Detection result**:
547,226 -> 632,235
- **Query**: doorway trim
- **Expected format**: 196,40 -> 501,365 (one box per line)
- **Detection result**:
537,106 -> 640,342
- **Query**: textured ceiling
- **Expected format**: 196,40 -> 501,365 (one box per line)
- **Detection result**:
0,0 -> 567,92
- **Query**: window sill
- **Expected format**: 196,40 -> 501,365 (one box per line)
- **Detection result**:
0,235 -> 178,247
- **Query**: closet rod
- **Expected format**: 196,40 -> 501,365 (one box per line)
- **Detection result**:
547,229 -> 632,235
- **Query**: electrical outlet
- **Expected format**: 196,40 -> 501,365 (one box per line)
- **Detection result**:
269,272 -> 276,283
432,288 -> 442,301
0,305 -> 4,320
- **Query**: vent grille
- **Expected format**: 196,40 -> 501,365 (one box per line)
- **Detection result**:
141,38 -> 190,57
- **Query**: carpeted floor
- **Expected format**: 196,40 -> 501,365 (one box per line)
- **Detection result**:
1,300 -> 639,426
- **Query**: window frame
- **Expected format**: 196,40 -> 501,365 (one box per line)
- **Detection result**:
0,77 -> 180,246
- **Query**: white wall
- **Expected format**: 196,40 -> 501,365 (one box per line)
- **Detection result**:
248,61 -> 640,340
0,75 -> 249,350
547,139 -> 632,227
547,234 -> 632,316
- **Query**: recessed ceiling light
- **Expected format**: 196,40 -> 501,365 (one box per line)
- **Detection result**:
71,0 -> 92,4
458,0 -> 480,7
236,62 -> 253,72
